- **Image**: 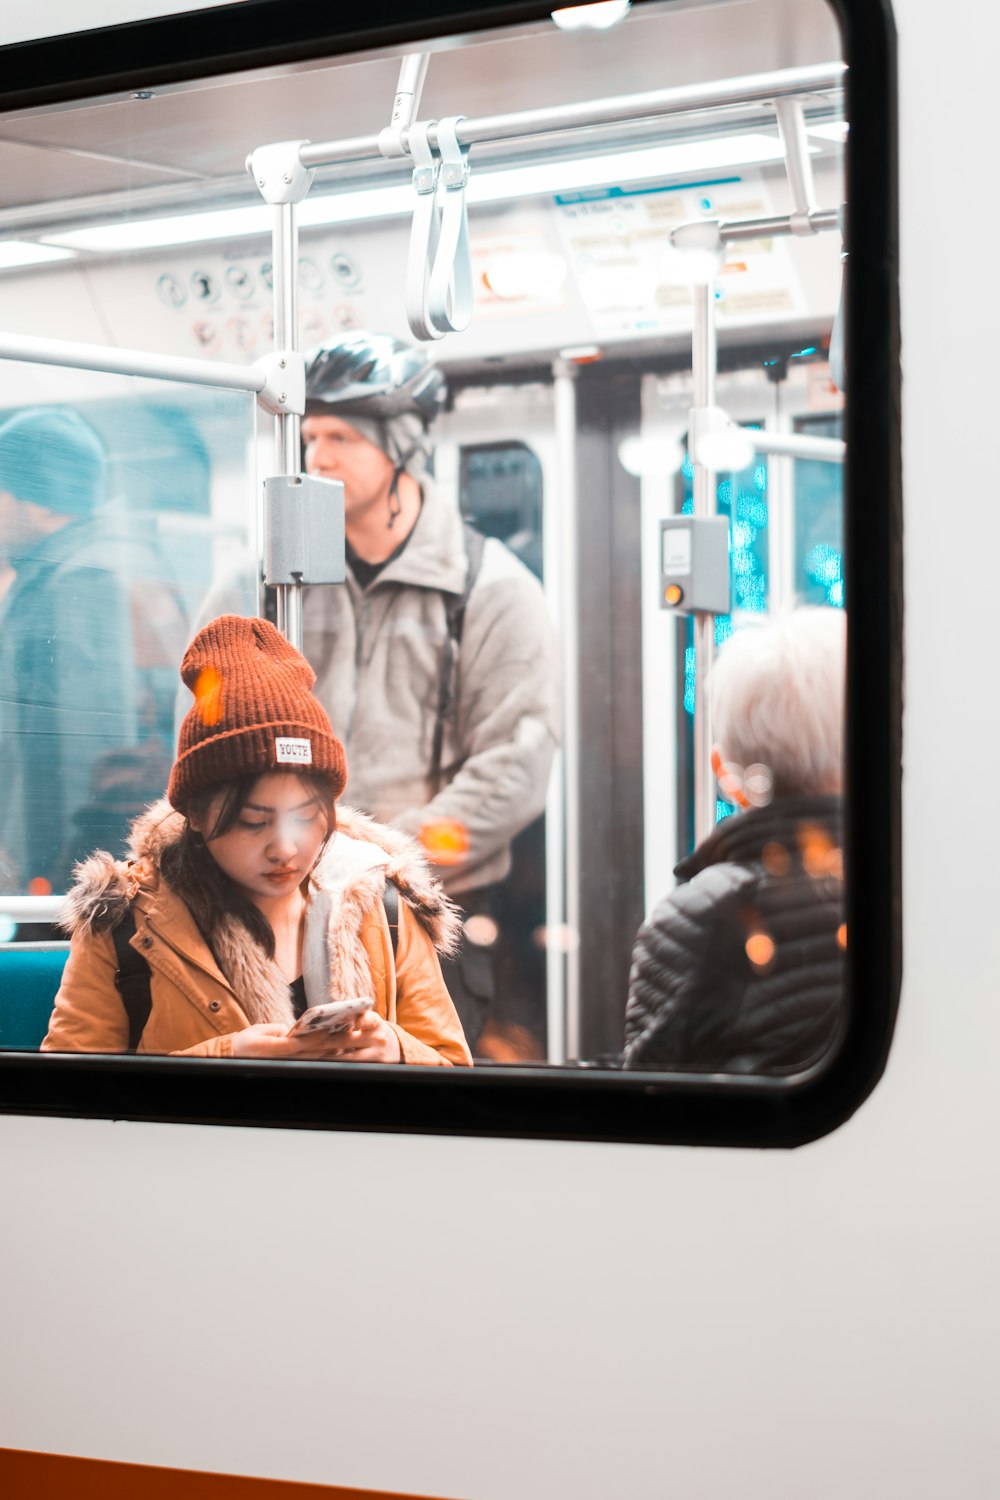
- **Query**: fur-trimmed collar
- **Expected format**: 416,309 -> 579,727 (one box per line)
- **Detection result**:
61,798 -> 459,949
60,799 -> 461,1028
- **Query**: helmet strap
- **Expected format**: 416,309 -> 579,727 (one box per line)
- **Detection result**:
387,466 -> 404,529
385,429 -> 423,529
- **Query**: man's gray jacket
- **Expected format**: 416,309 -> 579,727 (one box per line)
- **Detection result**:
205,478 -> 560,895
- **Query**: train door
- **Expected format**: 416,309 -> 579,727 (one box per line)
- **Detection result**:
438,363 -> 650,1065
434,383 -> 557,1059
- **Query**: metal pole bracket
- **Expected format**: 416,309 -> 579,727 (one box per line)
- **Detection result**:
254,349 -> 305,416
378,53 -> 430,159
775,97 -> 818,220
248,140 -> 315,205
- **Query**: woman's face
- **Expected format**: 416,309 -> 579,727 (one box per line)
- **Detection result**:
192,773 -> 329,906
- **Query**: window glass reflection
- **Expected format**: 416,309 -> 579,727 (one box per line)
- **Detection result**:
0,0 -> 849,1081
0,383 -> 253,899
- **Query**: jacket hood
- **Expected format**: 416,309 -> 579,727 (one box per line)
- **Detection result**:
60,798 -> 461,957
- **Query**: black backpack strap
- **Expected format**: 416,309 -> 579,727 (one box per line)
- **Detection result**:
430,524 -> 486,795
382,877 -> 400,962
111,906 -> 153,1053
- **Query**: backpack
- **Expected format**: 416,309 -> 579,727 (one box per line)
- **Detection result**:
431,522 -> 485,795
113,879 -> 402,1052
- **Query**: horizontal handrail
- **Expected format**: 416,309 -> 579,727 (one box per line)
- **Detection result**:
300,62 -> 846,168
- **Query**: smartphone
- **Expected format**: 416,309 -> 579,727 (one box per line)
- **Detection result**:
287,997 -> 373,1038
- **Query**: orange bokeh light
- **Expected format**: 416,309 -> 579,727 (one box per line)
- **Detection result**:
799,823 -> 835,877
463,914 -> 499,947
27,876 -> 52,896
420,818 -> 469,866
837,923 -> 848,950
745,931 -> 775,969
194,664 -> 224,726
761,841 -> 791,876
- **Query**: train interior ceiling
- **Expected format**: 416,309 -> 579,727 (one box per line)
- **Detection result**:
0,0 -> 846,1066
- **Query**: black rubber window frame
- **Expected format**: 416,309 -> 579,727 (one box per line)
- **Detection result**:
0,0 -> 900,1148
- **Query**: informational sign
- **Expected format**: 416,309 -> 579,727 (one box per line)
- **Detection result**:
553,174 -> 807,339
470,229 -> 570,318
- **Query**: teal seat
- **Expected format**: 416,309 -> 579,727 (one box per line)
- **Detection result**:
0,942 -> 70,1050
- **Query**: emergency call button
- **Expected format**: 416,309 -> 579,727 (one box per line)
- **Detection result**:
659,516 -> 731,616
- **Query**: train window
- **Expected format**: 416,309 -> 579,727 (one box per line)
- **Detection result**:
0,0 -> 899,1146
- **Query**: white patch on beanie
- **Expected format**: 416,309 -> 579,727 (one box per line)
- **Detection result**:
275,737 -> 313,764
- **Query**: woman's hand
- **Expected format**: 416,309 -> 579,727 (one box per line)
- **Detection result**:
231,1022 -> 361,1061
229,1015 -> 402,1063
326,1008 -> 403,1063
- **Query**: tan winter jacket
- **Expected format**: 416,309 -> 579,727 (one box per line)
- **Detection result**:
42,802 -> 471,1066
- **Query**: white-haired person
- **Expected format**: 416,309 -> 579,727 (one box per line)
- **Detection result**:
622,606 -> 846,1074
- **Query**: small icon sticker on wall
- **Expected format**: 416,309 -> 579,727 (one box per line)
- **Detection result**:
157,273 -> 187,310
225,264 -> 256,300
192,319 -> 222,352
191,270 -> 219,303
298,257 -> 324,295
227,316 -> 257,353
330,252 -> 361,289
300,310 -> 326,345
260,261 -> 274,290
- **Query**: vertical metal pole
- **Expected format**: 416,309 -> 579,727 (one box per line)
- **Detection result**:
390,53 -> 430,135
691,284 -> 717,848
552,360 -> 580,1063
775,97 -> 818,217
639,373 -> 680,913
271,201 -> 303,649
767,374 -> 796,612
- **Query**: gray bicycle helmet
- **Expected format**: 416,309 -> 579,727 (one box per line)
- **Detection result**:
304,332 -> 446,425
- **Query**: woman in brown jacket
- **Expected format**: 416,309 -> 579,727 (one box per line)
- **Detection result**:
42,615 -> 471,1066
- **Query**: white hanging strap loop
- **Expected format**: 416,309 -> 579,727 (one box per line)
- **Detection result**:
405,120 -> 444,342
426,116 -> 473,336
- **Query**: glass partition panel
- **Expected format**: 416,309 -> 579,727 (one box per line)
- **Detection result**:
0,0 -> 887,1146
0,370 -> 255,912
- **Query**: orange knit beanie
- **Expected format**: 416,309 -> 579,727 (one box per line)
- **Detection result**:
168,615 -> 347,811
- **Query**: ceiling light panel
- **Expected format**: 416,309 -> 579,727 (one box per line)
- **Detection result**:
0,241 -> 76,269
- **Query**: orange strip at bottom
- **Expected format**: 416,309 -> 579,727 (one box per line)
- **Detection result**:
0,1447 -> 455,1500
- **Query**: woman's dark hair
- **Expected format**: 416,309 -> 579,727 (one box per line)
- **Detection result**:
160,772 -> 337,958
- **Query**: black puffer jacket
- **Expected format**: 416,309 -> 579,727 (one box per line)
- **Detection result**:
622,795 -> 844,1075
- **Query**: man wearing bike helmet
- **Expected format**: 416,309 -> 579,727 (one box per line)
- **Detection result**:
297,332 -> 559,1051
